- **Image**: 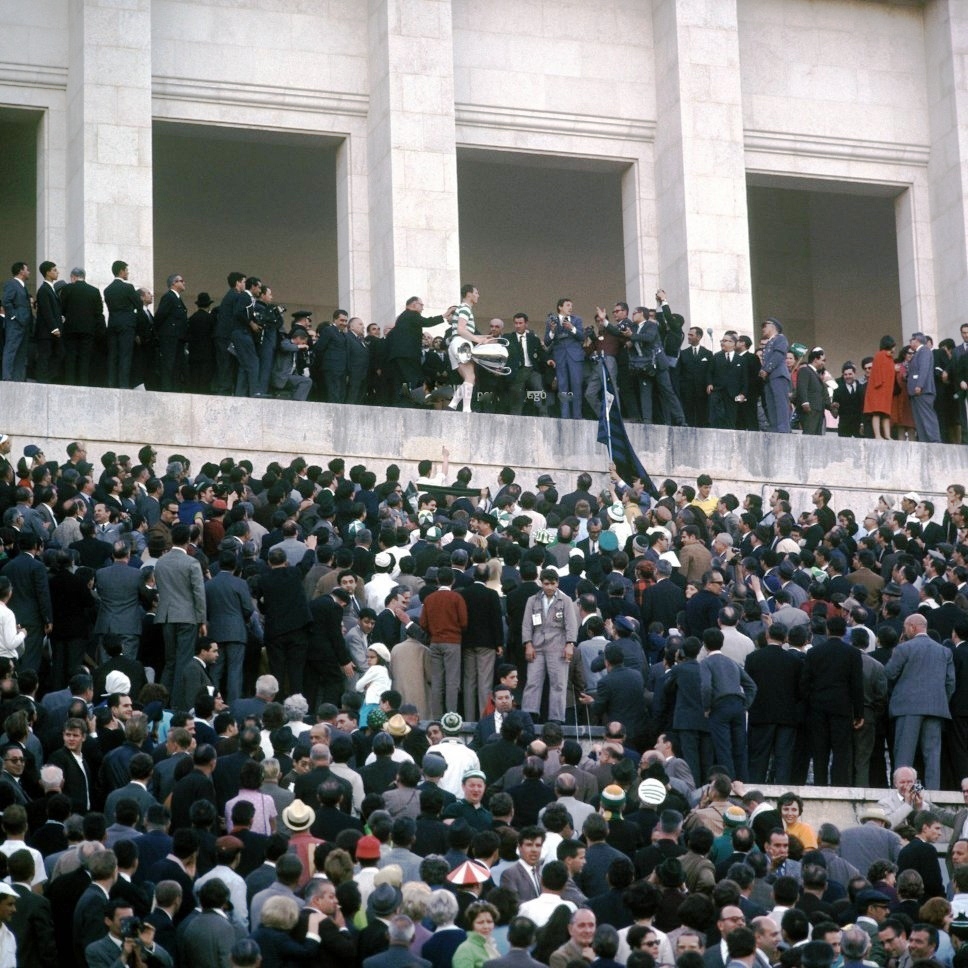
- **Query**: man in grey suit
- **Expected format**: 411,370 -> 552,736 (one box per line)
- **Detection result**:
156,524 -> 207,708
484,915 -> 546,968
174,638 -> 217,712
179,879 -> 246,968
94,541 -> 145,659
759,317 -> 792,433
907,332 -> 942,443
205,550 -> 254,704
103,753 -> 159,825
885,613 -> 955,790
1,261 -> 33,381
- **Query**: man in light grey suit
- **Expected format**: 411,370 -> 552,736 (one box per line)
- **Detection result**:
1,261 -> 33,381
885,613 -> 955,790
155,524 -> 207,709
94,541 -> 145,659
205,550 -> 254,704
907,332 -> 941,443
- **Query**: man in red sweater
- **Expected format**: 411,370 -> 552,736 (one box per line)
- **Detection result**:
420,565 -> 468,719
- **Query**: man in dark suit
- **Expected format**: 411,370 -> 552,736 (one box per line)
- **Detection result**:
477,715 -> 527,787
653,637 -> 712,785
385,295 -> 456,404
472,688 -> 536,749
306,588 -> 355,713
1,261 -> 33,382
544,299 -> 585,419
832,362 -> 865,437
72,849 -> 119,964
794,349 -> 831,435
34,260 -> 62,383
678,326 -> 714,427
707,334 -> 748,429
640,560 -> 686,630
801,614 -> 864,785
897,810 -> 946,898
4,533 -> 52,673
459,564 -> 505,722
586,644 -> 647,746
154,273 -> 189,392
58,267 -> 105,386
627,305 -> 686,426
744,624 -> 803,784
48,717 -> 97,812
312,309 -> 349,403
8,847 -> 57,963
346,315 -> 371,405
103,259 -> 142,389
213,272 -> 246,394
507,313 -> 549,416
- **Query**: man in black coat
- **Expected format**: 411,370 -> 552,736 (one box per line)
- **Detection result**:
154,273 -> 189,391
4,532 -> 53,674
312,310 -> 349,403
34,260 -> 62,383
103,259 -> 142,389
707,334 -> 748,429
506,313 -> 549,416
59,267 -> 105,386
187,292 -> 216,393
385,296 -> 456,403
832,362 -> 865,437
676,326 -> 714,427
214,272 -> 246,394
255,541 -> 316,696
307,589 -> 356,711
640,560 -> 686,631
801,615 -> 864,785
586,644 -> 646,746
744,623 -> 803,785
897,810 -> 946,898
459,564 -> 505,721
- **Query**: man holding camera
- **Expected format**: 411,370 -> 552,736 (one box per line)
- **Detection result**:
85,902 -> 173,967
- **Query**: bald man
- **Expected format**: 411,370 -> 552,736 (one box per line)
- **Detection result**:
884,614 -> 955,790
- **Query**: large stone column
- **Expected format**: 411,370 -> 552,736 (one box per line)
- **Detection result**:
367,0 -> 461,327
924,0 -> 968,338
66,0 -> 153,290
651,0 -> 754,332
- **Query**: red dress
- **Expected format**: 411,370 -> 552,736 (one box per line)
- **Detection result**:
863,349 -> 896,416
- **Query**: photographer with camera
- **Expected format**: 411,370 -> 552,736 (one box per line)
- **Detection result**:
253,285 -> 285,397
269,327 -> 313,402
85,901 -> 173,968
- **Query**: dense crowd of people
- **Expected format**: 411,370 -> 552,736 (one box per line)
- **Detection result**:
0,432 -> 964,966
4,262 -> 968,440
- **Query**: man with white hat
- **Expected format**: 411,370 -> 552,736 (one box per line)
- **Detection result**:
839,805 -> 903,876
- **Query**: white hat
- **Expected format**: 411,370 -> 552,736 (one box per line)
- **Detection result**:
374,551 -> 393,568
607,503 -> 625,522
104,671 -> 132,696
368,643 -> 391,665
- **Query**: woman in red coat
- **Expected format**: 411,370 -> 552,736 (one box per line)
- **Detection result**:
863,334 -> 897,439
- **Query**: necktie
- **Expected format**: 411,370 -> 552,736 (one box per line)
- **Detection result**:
533,868 -> 541,893
727,352 -> 732,364
693,346 -> 698,357
520,334 -> 530,367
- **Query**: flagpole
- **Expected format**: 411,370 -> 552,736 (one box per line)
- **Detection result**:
601,356 -> 613,461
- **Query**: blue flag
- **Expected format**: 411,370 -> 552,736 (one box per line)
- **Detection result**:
596,359 -> 658,498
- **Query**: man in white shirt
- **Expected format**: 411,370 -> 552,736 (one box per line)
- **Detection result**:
517,861 -> 576,927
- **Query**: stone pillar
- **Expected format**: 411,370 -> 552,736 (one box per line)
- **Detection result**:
651,0 -> 754,332
336,132 -> 373,326
66,0 -> 153,290
924,0 -> 968,338
367,0 -> 461,327
895,173 -> 938,338
621,146 -> 658,310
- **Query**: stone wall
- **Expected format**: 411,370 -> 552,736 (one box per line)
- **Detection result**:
3,383 -> 962,522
